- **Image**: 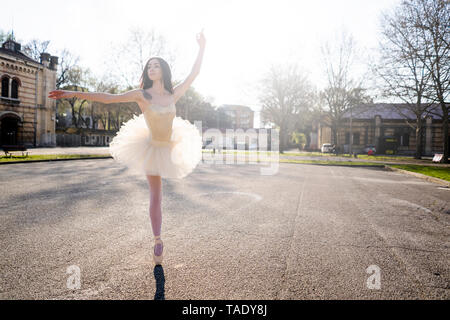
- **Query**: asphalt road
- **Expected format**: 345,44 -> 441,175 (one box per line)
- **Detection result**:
0,158 -> 449,299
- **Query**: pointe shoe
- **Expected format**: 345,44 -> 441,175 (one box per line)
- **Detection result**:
153,235 -> 164,265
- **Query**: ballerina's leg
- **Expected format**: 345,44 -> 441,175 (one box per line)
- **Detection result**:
146,174 -> 163,256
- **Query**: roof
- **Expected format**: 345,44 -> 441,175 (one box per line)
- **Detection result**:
0,47 -> 39,64
342,103 -> 447,120
0,43 -> 40,65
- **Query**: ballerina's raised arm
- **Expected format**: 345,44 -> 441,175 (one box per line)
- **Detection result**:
172,29 -> 206,104
49,29 -> 206,104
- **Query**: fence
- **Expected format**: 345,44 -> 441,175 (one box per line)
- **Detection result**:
56,134 -> 81,147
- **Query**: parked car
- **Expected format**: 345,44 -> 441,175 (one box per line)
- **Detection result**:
321,143 -> 334,153
363,144 -> 376,154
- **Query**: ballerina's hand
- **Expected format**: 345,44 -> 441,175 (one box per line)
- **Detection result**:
196,28 -> 206,48
48,90 -> 73,100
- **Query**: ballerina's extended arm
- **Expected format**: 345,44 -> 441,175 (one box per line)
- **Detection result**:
173,29 -> 206,102
48,89 -> 144,104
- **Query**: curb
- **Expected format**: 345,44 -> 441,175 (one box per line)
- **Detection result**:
0,156 -> 386,169
0,156 -> 112,165
278,160 -> 386,168
384,165 -> 450,187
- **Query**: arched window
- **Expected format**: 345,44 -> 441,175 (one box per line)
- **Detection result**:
11,78 -> 20,99
1,76 -> 9,97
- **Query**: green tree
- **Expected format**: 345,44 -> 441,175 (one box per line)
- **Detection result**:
291,131 -> 307,150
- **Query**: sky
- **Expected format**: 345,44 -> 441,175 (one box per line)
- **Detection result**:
3,0 -> 401,127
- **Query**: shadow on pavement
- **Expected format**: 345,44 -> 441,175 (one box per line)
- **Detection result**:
154,265 -> 165,300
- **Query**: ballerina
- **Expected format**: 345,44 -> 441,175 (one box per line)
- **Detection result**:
49,29 -> 206,265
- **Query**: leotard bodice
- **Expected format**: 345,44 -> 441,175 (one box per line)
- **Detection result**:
143,103 -> 176,144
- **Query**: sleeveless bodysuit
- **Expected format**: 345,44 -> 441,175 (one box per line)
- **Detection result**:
143,102 -> 178,147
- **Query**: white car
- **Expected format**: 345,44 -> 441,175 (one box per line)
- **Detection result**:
321,143 -> 334,153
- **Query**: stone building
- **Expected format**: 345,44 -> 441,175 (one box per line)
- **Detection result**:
312,103 -> 449,156
201,105 -> 273,150
217,104 -> 254,130
0,38 -> 58,148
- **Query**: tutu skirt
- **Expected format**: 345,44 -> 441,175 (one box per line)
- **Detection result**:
109,113 -> 203,179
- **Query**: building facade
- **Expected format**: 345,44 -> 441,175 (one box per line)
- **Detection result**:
312,103 -> 449,156
217,104 -> 254,130
201,105 -> 277,150
0,39 -> 58,148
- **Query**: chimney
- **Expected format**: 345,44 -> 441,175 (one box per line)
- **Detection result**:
40,52 -> 50,67
50,56 -> 59,71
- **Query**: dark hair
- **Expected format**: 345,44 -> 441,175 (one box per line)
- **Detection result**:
139,57 -> 174,98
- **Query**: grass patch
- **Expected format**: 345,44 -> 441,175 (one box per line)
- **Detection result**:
354,155 -> 413,161
278,159 -> 383,166
389,164 -> 450,182
282,151 -> 330,157
201,152 -> 383,166
0,154 -> 109,162
283,152 -> 413,161
204,150 -> 416,161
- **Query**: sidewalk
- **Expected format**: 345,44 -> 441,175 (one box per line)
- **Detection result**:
4,146 -> 450,168
23,146 -> 111,156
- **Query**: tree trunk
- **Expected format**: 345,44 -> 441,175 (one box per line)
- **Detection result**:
279,128 -> 288,153
332,123 -> 338,153
442,102 -> 449,163
414,117 -> 423,160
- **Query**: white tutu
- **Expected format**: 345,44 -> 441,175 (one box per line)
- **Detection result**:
109,113 -> 203,179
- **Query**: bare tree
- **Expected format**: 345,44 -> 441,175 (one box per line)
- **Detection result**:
258,62 -> 315,152
320,31 -> 373,153
89,78 -> 121,131
59,86 -> 90,129
87,76 -> 139,131
22,38 -> 81,90
21,38 -> 98,132
58,67 -> 95,129
22,39 -> 50,61
105,26 -> 177,89
56,49 -> 80,89
374,1 -> 437,159
405,0 -> 450,162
